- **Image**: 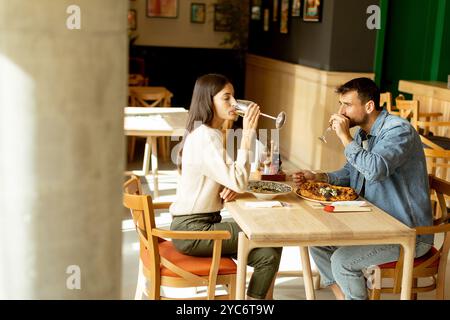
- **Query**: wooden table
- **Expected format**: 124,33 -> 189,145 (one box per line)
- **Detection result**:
225,190 -> 416,300
124,107 -> 187,198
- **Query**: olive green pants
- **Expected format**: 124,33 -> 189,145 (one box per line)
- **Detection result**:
171,212 -> 282,299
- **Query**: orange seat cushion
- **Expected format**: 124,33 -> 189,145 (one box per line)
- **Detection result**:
140,241 -> 237,277
378,246 -> 439,269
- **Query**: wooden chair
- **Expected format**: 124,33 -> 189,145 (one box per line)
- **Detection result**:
367,175 -> 450,300
130,92 -> 165,108
123,176 -> 237,300
129,57 -> 148,86
423,148 -> 450,182
380,92 -> 393,112
127,91 -> 167,163
395,99 -> 419,129
394,95 -> 444,136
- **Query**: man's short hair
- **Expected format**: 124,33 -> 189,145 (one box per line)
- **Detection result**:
336,78 -> 381,111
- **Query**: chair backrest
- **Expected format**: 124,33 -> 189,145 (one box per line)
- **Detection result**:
429,175 -> 450,222
132,92 -> 165,108
418,175 -> 450,299
396,99 -> 419,130
123,176 -> 161,280
423,148 -> 450,181
380,92 -> 393,112
129,57 -> 145,76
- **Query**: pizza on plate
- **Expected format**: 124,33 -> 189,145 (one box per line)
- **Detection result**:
296,181 -> 358,202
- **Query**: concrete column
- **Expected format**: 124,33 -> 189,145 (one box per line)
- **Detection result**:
0,0 -> 127,298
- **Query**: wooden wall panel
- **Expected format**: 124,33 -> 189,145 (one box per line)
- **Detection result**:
245,54 -> 374,172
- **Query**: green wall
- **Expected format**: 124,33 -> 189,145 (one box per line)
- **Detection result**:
377,0 -> 450,97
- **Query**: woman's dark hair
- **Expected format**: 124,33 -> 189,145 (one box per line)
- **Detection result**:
177,73 -> 231,171
336,77 -> 381,111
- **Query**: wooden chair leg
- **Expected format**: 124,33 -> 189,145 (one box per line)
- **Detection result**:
411,278 -> 418,300
436,274 -> 446,299
157,137 -> 170,161
128,137 -> 136,163
369,288 -> 381,300
313,273 -> 321,290
228,275 -> 236,300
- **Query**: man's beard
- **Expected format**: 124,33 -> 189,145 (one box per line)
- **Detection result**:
349,114 -> 368,129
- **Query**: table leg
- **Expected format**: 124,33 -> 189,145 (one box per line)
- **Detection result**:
400,236 -> 415,300
143,137 -> 151,176
151,136 -> 159,199
236,232 -> 250,300
300,246 -> 316,300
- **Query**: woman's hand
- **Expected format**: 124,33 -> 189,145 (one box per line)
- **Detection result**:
242,103 -> 260,132
241,103 -> 260,150
219,187 -> 238,202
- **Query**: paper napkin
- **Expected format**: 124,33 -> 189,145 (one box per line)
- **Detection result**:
331,201 -> 368,207
245,201 -> 283,208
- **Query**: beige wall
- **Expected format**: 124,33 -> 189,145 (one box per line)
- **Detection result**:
131,0 -> 230,48
245,54 -> 374,172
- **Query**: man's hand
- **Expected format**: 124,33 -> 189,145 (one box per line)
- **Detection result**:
292,170 -> 328,187
329,114 -> 353,147
219,187 -> 238,202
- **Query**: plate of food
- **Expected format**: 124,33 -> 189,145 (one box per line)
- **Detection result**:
247,180 -> 293,200
294,181 -> 358,204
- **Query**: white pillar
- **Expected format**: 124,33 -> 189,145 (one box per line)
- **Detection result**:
0,0 -> 127,298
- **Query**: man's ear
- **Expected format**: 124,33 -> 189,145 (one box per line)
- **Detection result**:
365,100 -> 375,114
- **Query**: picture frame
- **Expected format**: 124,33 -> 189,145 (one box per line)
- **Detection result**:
303,0 -> 322,22
146,0 -> 178,18
263,8 -> 270,31
291,0 -> 301,17
280,0 -> 289,34
251,0 -> 262,21
128,9 -> 137,30
273,0 -> 278,22
214,4 -> 232,32
190,3 -> 205,24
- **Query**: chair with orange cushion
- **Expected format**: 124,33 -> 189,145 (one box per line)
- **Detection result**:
123,176 -> 237,300
367,175 -> 450,300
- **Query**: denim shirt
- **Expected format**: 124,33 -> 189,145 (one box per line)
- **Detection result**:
328,110 -> 433,244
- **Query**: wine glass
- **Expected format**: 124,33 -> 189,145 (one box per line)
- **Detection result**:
234,100 -> 286,129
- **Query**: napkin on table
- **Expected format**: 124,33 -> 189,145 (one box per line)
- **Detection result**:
245,201 -> 283,208
331,201 -> 368,207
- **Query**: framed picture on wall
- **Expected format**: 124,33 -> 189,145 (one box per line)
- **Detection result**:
292,0 -> 301,17
214,4 -> 232,32
128,9 -> 137,30
273,0 -> 279,22
263,8 -> 270,31
190,3 -> 205,23
280,0 -> 289,34
303,0 -> 322,22
147,0 -> 178,18
251,0 -> 262,21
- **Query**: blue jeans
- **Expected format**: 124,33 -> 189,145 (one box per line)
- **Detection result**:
310,241 -> 432,300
